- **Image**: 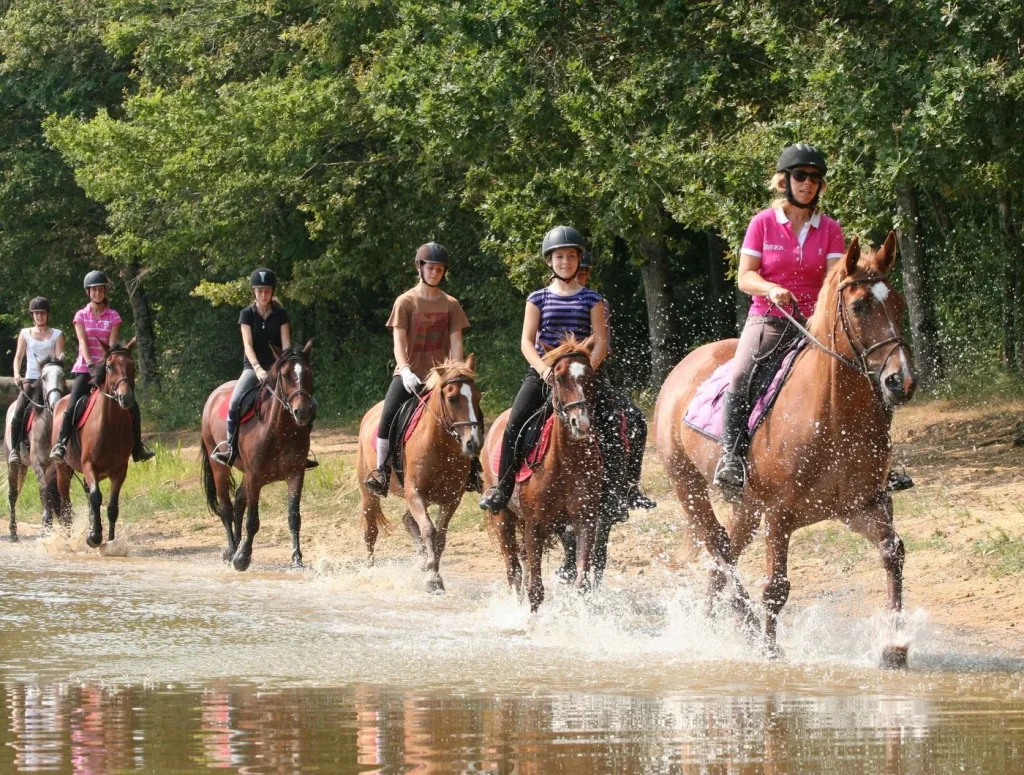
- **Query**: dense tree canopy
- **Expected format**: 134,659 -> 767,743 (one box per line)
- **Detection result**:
0,0 -> 1021,426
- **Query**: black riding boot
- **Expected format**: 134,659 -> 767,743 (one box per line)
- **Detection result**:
713,391 -> 751,503
8,392 -> 28,464
211,412 -> 238,467
886,469 -> 914,492
479,434 -> 519,512
129,404 -> 155,462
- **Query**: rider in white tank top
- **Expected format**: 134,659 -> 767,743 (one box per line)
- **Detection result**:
21,328 -> 62,380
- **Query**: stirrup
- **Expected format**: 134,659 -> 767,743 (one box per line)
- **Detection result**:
478,486 -> 508,512
886,469 -> 914,493
364,468 -> 389,497
133,444 -> 156,463
211,442 -> 235,467
712,454 -> 746,503
304,459 -> 319,470
8,448 -> 21,465
49,442 -> 67,462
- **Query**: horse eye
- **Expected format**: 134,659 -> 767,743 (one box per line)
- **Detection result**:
850,298 -> 870,315
447,395 -> 458,405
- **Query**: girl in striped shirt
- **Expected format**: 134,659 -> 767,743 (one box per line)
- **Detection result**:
479,226 -> 608,512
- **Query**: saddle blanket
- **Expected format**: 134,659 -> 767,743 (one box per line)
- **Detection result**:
489,413 -> 556,484
371,398 -> 427,450
217,392 -> 258,425
683,341 -> 807,442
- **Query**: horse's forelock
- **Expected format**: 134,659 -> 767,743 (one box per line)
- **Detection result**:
541,335 -> 590,367
268,347 -> 309,380
425,358 -> 476,391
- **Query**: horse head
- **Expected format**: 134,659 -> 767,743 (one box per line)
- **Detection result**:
833,232 -> 918,408
268,340 -> 315,426
97,338 -> 138,410
426,354 -> 483,456
541,335 -> 598,439
35,356 -> 67,412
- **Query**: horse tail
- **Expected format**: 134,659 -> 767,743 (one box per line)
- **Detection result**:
200,443 -> 221,516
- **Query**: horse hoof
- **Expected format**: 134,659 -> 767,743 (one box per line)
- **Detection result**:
221,546 -> 234,563
232,553 -> 252,572
764,643 -> 785,661
86,534 -> 102,549
555,567 -> 576,585
880,645 -> 909,670
9,533 -> 17,544
291,558 -> 304,571
366,554 -> 375,568
425,575 -> 445,594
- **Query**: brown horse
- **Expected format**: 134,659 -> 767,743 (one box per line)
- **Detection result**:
653,234 -> 917,665
200,343 -> 315,571
49,340 -> 139,548
481,337 -> 603,612
356,356 -> 484,593
5,357 -> 68,540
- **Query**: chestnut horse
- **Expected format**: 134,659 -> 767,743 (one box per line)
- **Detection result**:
5,357 -> 67,539
356,356 -> 484,593
481,337 -> 603,612
654,234 -> 917,665
200,343 -> 315,571
49,340 -> 139,548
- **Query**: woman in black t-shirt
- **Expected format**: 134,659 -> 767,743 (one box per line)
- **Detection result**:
212,268 -> 314,467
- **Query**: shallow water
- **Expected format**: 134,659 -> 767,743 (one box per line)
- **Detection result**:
1,542 -> 1023,773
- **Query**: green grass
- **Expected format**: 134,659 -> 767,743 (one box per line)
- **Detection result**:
972,528 -> 1024,578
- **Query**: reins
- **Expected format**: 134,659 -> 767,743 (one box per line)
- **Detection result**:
412,375 -> 482,441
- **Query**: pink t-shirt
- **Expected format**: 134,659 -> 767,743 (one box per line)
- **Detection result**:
72,305 -> 123,374
741,207 -> 846,318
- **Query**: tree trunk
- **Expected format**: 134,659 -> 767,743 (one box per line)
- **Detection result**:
638,235 -> 678,388
705,228 -> 736,339
894,184 -> 942,387
997,188 -> 1020,371
118,262 -> 160,394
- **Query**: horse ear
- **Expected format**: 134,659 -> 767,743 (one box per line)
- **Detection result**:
98,340 -> 110,355
270,343 -> 281,359
465,353 -> 476,372
843,236 -> 861,276
540,341 -> 554,354
581,335 -> 596,355
875,231 -> 898,274
125,337 -> 137,352
302,339 -> 314,354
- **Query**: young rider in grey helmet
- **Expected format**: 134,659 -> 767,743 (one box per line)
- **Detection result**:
364,243 -> 471,497
212,268 -> 317,468
9,296 -> 64,464
51,270 -> 155,463
479,226 -> 608,513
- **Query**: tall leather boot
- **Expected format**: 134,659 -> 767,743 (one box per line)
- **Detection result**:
479,434 -> 518,512
211,412 -> 239,467
713,391 -> 751,503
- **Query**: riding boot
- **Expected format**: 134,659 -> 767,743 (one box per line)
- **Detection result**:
211,413 -> 239,467
886,469 -> 914,492
479,434 -> 518,512
8,395 -> 27,465
466,456 -> 483,493
130,404 -> 156,462
49,402 -> 75,463
713,391 -> 751,503
364,438 -> 391,497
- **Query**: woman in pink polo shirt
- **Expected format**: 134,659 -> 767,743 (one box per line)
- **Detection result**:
713,144 -> 845,501
50,270 -> 155,464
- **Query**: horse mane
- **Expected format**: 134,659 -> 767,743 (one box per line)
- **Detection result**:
424,358 -> 476,391
540,335 -> 591,366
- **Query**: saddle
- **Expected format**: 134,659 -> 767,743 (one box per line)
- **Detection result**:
216,385 -> 262,425
372,392 -> 427,487
684,338 -> 808,442
489,402 -> 555,484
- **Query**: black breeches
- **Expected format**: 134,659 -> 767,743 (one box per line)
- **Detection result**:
495,369 -> 547,494
9,381 -> 34,449
376,376 -> 412,440
57,373 -> 93,443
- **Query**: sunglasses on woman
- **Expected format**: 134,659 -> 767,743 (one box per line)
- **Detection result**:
790,169 -> 824,184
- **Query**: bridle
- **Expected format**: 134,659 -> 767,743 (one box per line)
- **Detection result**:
98,352 -> 135,409
264,352 -> 314,424
772,273 -> 912,406
413,375 -> 482,441
546,350 -> 592,424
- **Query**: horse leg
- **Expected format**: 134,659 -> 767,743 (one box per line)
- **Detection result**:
489,506 -> 523,597
359,488 -> 386,566
54,464 -> 73,530
287,472 -> 305,569
574,512 -> 597,596
592,516 -> 613,588
7,462 -> 21,541
402,510 -> 425,557
106,471 -> 126,541
556,526 -> 577,585
232,484 -> 246,549
727,503 -> 761,562
232,482 -> 261,572
428,500 -> 459,594
846,494 -> 907,668
84,471 -> 104,549
524,521 -> 545,612
762,527 -> 792,658
407,494 -> 441,593
213,470 -> 235,562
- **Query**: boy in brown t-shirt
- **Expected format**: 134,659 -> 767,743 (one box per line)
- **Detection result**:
364,242 -> 470,497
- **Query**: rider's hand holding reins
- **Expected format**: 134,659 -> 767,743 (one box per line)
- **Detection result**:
400,365 -> 422,393
768,285 -> 795,308
255,366 -> 268,382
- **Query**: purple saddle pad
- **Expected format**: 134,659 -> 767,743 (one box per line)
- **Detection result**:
683,340 -> 807,442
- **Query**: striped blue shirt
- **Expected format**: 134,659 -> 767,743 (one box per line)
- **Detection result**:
527,287 -> 603,355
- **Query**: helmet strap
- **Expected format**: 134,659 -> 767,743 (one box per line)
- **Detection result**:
784,172 -> 820,211
417,262 -> 446,288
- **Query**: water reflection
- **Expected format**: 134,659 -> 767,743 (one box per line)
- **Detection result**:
4,679 -> 1016,773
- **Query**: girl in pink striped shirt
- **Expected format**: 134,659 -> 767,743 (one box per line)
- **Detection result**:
50,270 -> 155,463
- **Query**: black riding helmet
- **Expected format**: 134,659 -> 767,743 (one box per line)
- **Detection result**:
776,143 -> 827,211
249,268 -> 277,288
579,250 -> 593,269
83,270 -> 109,289
414,242 -> 448,287
542,226 -> 585,281
28,296 -> 50,313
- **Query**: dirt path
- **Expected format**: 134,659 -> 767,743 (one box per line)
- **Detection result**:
14,397 -> 1024,657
